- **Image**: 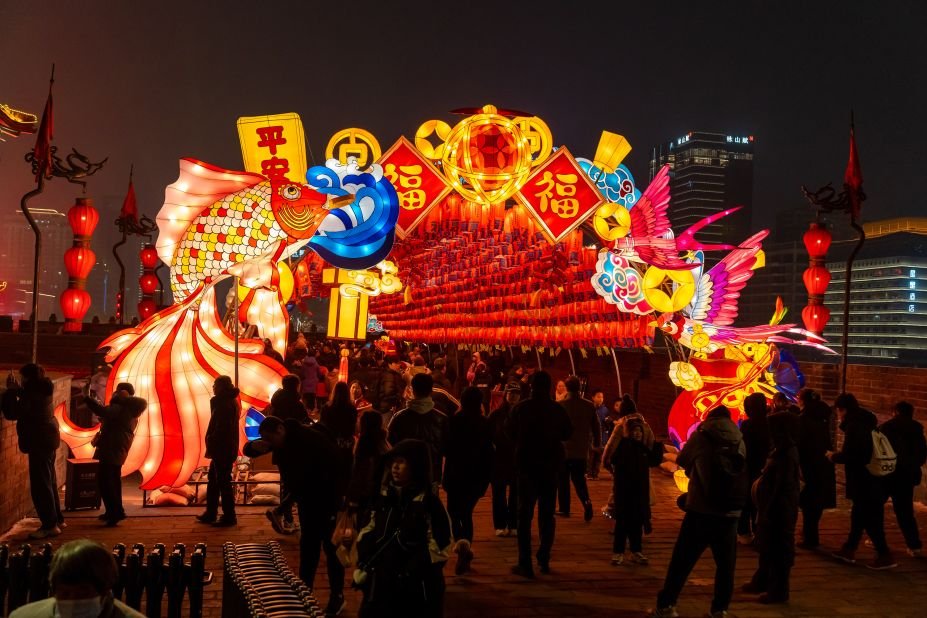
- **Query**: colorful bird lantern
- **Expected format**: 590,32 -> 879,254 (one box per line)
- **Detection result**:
60,197 -> 98,332
137,243 -> 159,320
801,222 -> 832,335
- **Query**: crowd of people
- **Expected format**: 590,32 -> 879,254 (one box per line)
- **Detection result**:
1,340 -> 926,617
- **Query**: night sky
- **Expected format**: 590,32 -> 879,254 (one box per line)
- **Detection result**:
2,0 -> 925,250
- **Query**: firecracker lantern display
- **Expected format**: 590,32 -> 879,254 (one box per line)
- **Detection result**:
53,106 -> 835,491
59,197 -> 99,332
802,221 -> 832,336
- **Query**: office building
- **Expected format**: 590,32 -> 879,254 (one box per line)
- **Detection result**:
649,131 -> 754,247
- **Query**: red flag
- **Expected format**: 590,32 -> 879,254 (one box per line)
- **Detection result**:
844,119 -> 863,220
31,84 -> 54,182
120,177 -> 138,222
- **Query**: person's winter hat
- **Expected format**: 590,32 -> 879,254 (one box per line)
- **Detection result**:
115,382 -> 135,395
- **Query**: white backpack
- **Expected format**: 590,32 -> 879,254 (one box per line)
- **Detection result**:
867,430 -> 897,477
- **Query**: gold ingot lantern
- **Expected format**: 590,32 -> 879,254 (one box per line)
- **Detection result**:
323,261 -> 402,340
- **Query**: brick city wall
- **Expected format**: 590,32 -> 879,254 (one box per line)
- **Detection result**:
0,374 -> 72,533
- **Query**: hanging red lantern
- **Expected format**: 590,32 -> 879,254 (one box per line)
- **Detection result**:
140,245 -> 159,269
60,288 -> 91,332
802,304 -> 830,335
59,197 -> 99,333
802,266 -> 831,296
137,298 -> 157,320
66,198 -> 100,238
138,244 -> 160,319
801,220 -> 832,336
802,222 -> 832,259
63,246 -> 96,280
139,273 -> 159,295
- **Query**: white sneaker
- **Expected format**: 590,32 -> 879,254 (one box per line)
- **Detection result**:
630,551 -> 649,564
610,553 -> 623,566
495,529 -> 506,537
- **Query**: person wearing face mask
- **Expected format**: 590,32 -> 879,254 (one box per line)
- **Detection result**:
10,539 -> 144,617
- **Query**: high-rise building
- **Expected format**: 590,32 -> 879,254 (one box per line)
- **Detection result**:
649,131 -> 754,247
0,207 -> 71,320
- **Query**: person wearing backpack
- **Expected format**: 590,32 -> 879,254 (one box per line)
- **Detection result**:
827,393 -> 897,570
880,401 -> 926,557
649,406 -> 747,618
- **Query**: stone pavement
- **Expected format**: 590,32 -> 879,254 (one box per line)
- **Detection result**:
3,472 -> 926,617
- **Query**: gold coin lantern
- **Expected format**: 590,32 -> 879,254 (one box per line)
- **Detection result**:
642,266 -> 696,313
439,105 -> 533,205
593,202 -> 632,241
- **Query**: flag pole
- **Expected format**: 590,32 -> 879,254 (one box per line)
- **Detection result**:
234,276 -> 240,387
21,64 -> 54,363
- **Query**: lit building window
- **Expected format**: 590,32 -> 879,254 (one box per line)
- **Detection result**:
910,269 -> 916,277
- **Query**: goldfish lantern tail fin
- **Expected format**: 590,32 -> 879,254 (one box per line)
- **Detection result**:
97,280 -> 285,490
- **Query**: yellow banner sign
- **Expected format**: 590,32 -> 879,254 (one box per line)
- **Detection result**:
237,113 -> 308,184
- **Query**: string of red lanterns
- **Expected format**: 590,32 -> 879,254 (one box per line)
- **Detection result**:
801,221 -> 832,335
138,244 -> 159,320
60,197 -> 99,332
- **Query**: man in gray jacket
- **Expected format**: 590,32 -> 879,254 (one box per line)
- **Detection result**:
557,377 -> 601,521
649,406 -> 747,618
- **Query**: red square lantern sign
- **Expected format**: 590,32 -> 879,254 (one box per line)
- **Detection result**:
515,147 -> 604,243
379,137 -> 451,239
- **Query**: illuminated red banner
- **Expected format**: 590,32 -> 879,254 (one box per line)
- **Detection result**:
379,137 -> 451,238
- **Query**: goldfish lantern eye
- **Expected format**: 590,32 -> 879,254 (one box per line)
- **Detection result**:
280,184 -> 302,201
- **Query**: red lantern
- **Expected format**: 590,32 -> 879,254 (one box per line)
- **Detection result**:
137,298 -> 157,320
67,198 -> 100,238
63,246 -> 96,280
802,222 -> 832,259
60,288 -> 91,332
802,304 -> 830,335
139,273 -> 159,295
140,245 -> 159,269
802,266 -> 831,296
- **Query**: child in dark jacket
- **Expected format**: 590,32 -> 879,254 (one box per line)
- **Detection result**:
610,418 -> 663,565
355,439 -> 453,618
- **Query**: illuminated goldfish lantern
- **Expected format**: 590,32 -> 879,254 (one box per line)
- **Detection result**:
55,157 -> 398,489
440,105 -> 534,205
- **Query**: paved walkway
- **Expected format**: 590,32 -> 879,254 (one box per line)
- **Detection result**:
3,472 -> 926,617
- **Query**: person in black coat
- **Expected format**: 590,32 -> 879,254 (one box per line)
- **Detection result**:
738,392 -> 770,543
796,388 -> 836,549
2,363 -> 63,538
828,393 -> 895,569
245,415 -> 345,615
85,383 -> 146,526
269,374 -> 309,423
197,376 -> 240,527
880,401 -> 926,557
609,417 -> 663,566
388,373 -> 449,486
347,411 -> 390,516
373,355 -> 404,425
488,382 -> 520,536
744,412 -> 801,604
356,439 -> 453,618
505,370 -> 572,577
443,387 -> 494,575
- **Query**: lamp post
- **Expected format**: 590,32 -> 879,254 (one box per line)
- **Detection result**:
801,114 -> 866,393
20,65 -> 106,361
